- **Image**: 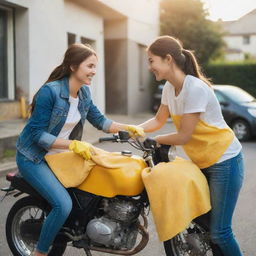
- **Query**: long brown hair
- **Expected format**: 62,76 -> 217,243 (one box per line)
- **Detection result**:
147,36 -> 211,86
30,43 -> 96,113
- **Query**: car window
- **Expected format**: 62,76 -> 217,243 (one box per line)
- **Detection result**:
214,90 -> 226,103
220,87 -> 254,103
157,84 -> 164,94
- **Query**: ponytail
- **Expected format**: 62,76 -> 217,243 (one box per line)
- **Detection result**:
182,49 -> 211,86
45,64 -> 70,84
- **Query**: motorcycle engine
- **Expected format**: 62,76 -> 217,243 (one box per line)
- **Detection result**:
86,198 -> 141,249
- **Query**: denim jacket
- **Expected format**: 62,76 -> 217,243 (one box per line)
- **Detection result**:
16,77 -> 113,163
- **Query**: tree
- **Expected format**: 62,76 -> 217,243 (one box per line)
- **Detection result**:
160,0 -> 225,64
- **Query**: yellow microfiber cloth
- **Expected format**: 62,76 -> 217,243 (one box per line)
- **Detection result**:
45,151 -> 95,188
45,146 -> 211,242
44,146 -> 145,191
142,157 -> 211,241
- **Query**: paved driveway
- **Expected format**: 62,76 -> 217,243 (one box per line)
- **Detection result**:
0,121 -> 255,255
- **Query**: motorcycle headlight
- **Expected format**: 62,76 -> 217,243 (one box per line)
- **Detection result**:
248,108 -> 256,118
168,146 -> 176,161
155,145 -> 177,163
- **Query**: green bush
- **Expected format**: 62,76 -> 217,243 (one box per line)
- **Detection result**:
204,63 -> 256,97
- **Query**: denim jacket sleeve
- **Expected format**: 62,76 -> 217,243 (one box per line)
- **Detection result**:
29,85 -> 57,150
86,99 -> 113,132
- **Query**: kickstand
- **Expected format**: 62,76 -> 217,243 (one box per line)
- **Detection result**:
84,248 -> 92,256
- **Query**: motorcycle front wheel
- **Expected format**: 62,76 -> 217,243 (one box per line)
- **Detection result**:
163,214 -> 223,256
6,196 -> 67,256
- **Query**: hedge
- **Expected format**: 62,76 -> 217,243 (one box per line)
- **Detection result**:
204,63 -> 256,97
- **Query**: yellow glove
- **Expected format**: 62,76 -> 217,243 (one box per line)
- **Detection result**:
69,140 -> 94,160
126,125 -> 145,138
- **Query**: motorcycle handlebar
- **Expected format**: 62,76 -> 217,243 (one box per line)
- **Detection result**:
99,136 -> 117,143
99,131 -> 131,143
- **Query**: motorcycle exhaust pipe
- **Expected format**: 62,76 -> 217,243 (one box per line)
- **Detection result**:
90,224 -> 149,255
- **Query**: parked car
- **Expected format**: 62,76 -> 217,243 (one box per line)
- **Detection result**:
152,84 -> 164,112
152,84 -> 256,141
213,85 -> 256,141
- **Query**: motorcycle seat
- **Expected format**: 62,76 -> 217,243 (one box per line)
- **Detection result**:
7,172 -> 42,199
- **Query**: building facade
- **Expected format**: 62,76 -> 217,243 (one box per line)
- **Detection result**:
221,9 -> 256,61
0,0 -> 159,120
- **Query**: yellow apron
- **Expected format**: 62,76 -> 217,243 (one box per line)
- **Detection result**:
172,115 -> 234,168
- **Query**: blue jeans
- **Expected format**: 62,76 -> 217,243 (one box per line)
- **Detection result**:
202,152 -> 244,256
16,151 -> 72,254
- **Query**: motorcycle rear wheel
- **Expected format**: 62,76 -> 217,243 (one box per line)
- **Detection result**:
6,196 -> 67,256
163,214 -> 223,256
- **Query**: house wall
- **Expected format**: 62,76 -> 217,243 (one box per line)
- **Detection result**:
127,41 -> 152,114
2,0 -> 106,112
225,52 -> 245,61
102,0 -> 159,114
224,35 -> 256,57
105,39 -> 128,114
64,1 -> 105,112
1,0 -> 160,119
222,10 -> 256,60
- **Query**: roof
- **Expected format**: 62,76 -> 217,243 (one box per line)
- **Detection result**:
220,8 -> 256,36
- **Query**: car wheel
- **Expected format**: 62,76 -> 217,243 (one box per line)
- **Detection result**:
231,119 -> 251,141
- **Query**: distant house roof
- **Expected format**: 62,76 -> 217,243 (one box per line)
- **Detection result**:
221,8 -> 256,36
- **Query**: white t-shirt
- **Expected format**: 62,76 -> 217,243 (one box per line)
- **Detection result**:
161,75 -> 241,163
47,96 -> 81,155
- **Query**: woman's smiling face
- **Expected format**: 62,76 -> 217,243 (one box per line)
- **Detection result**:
72,54 -> 98,85
148,51 -> 171,81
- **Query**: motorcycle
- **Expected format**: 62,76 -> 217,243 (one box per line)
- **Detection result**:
1,131 -> 222,256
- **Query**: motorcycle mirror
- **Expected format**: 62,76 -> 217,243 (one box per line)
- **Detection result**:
143,138 -> 157,149
118,131 -> 130,141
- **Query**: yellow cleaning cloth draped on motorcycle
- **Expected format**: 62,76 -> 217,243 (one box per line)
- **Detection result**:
142,157 -> 211,241
45,146 -> 146,197
45,145 -> 211,242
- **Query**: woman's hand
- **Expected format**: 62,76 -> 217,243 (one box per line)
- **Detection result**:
126,125 -> 145,138
69,140 -> 94,160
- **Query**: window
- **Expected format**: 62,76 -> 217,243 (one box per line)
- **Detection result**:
214,90 -> 226,103
67,34 -> 96,49
0,6 -> 14,100
81,37 -> 95,47
67,32 -> 76,46
243,35 -> 250,45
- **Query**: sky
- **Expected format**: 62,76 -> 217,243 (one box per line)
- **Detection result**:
202,0 -> 256,21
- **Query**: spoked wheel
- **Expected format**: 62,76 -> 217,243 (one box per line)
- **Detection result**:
164,214 -> 223,256
6,196 -> 67,256
231,119 -> 251,141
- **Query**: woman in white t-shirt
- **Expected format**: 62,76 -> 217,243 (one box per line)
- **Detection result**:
138,36 -> 244,256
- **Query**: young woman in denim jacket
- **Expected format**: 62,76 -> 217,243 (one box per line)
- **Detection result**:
16,44 -> 144,256
137,36 -> 244,256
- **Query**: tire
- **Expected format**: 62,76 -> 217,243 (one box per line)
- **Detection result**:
163,213 -> 223,256
231,119 -> 251,141
6,196 -> 67,256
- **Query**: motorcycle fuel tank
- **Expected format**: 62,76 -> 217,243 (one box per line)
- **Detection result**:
78,155 -> 146,197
